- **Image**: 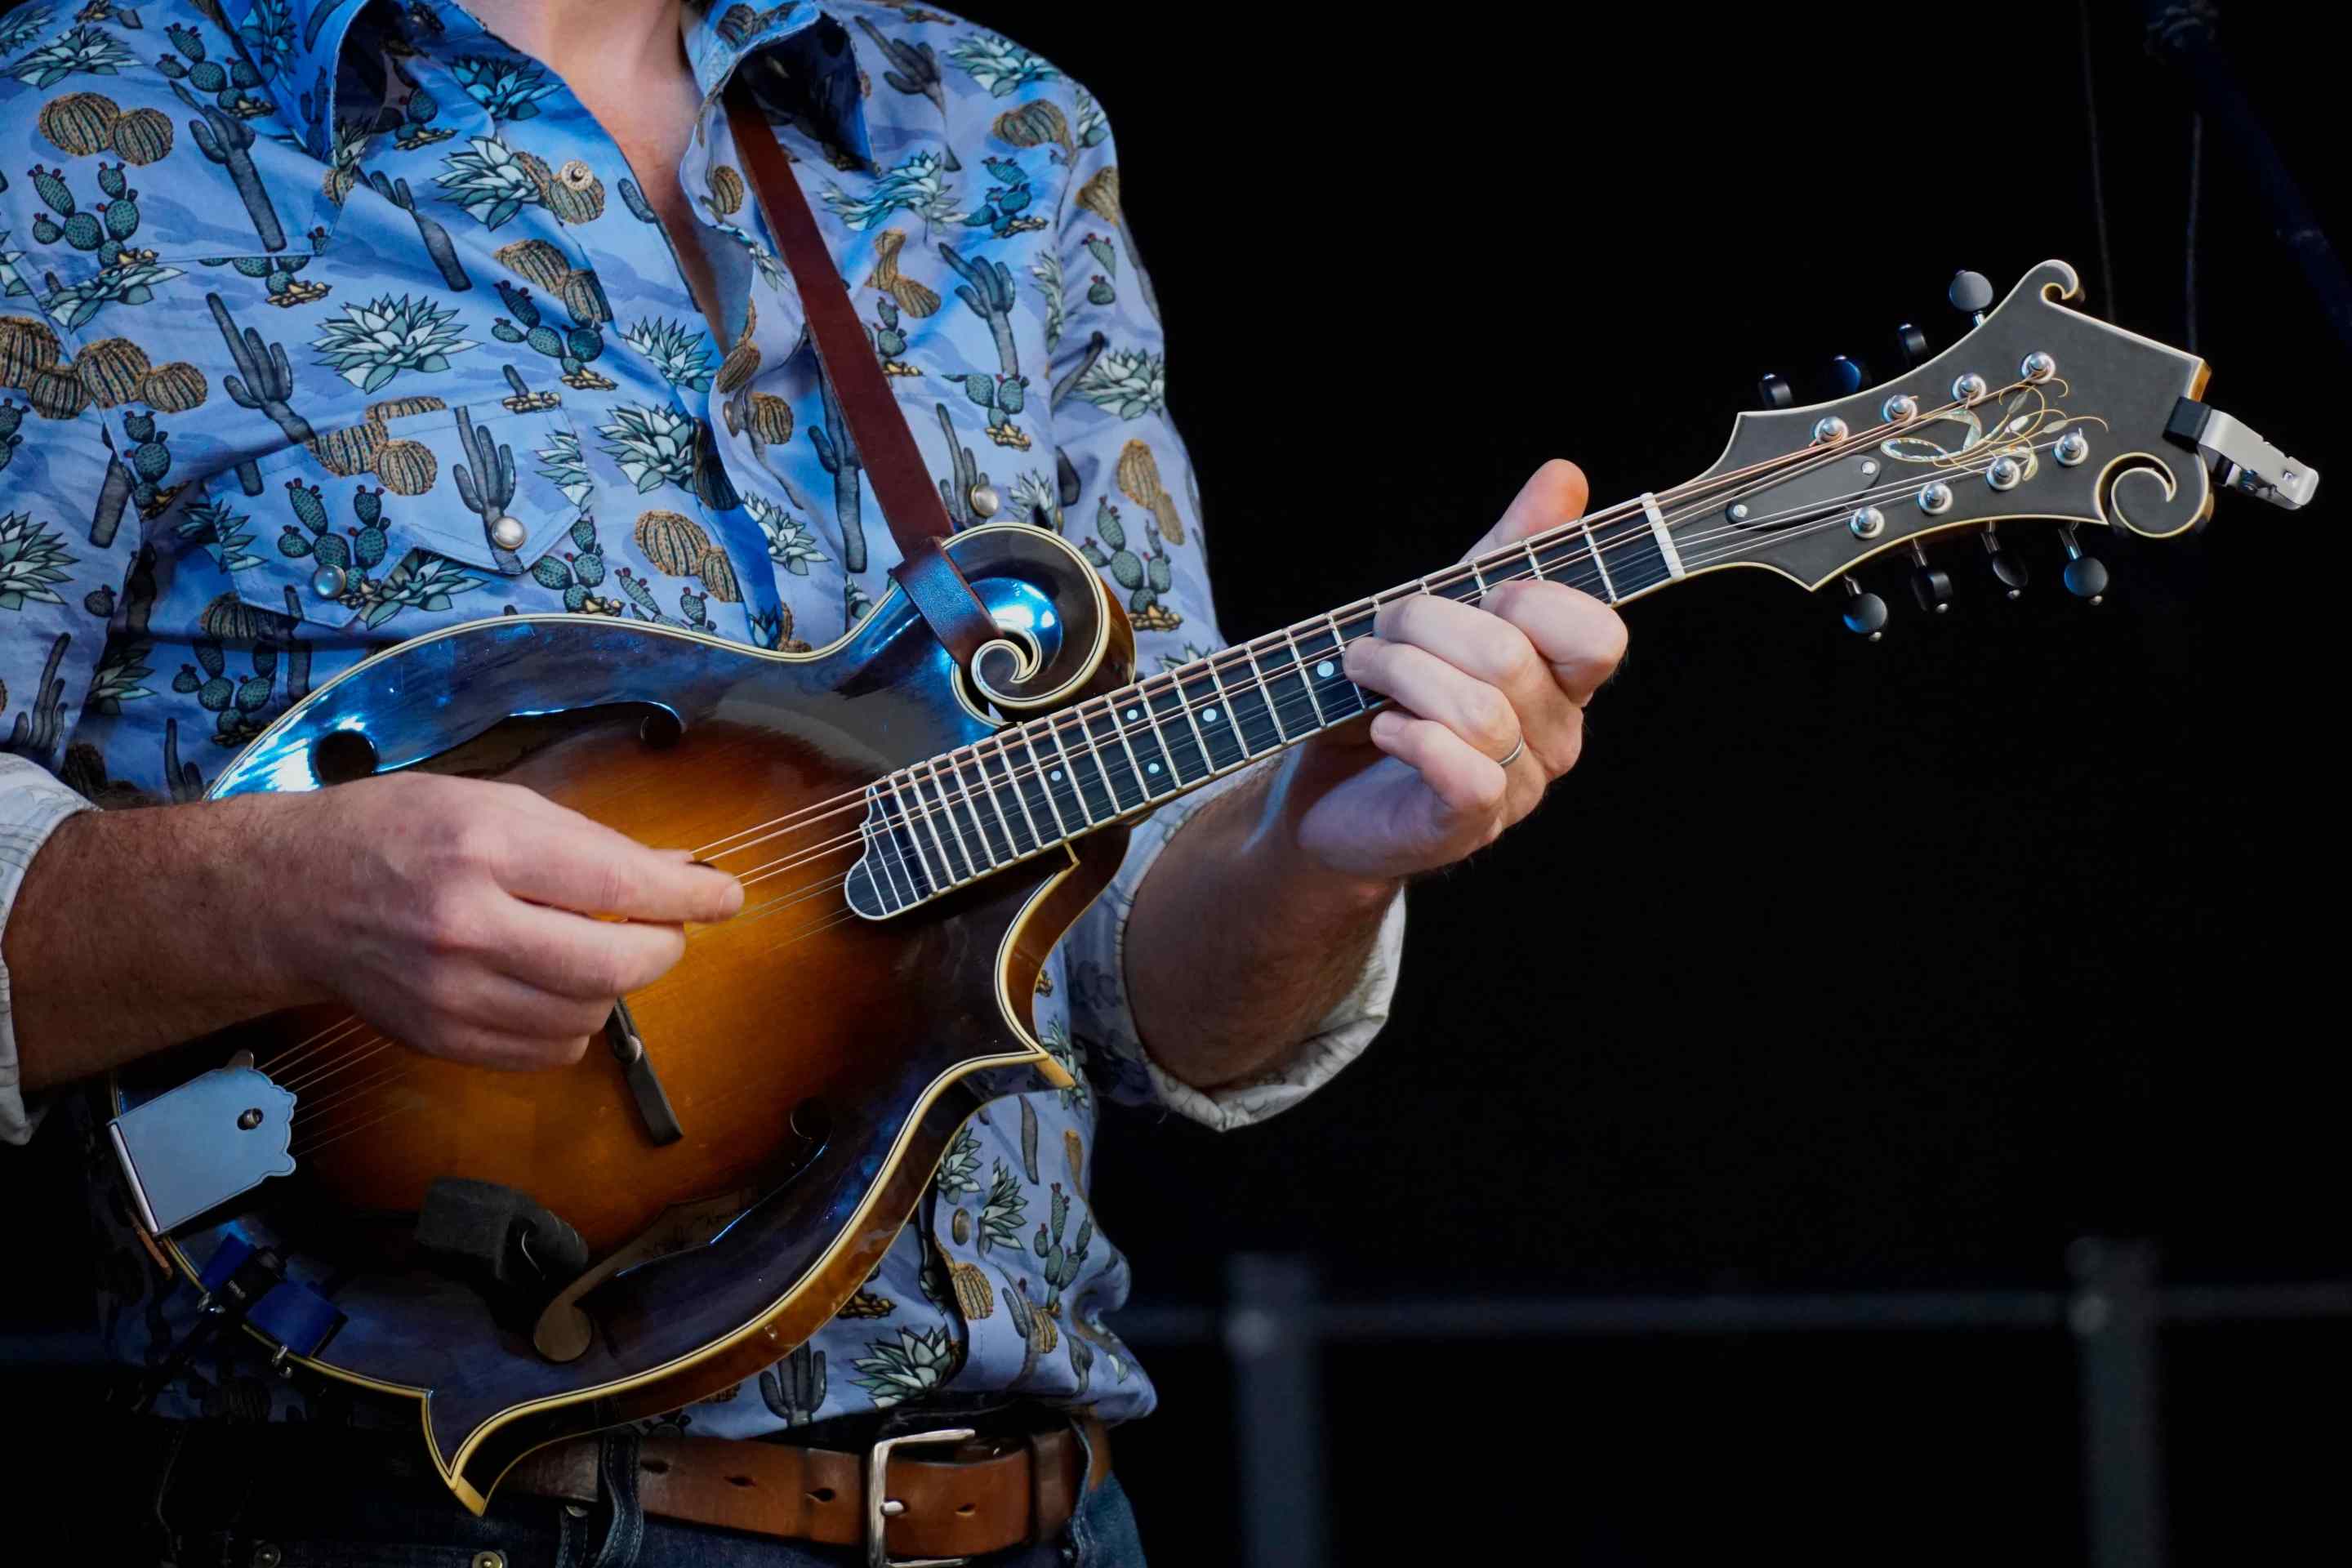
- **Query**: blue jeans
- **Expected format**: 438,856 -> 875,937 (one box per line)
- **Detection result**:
126,1419 -> 1148,1568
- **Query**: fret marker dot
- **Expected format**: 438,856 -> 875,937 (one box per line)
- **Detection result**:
1204,708 -> 1220,723
1050,769 -> 1063,782
1315,660 -> 1335,679
1125,707 -> 1141,721
1147,761 -> 1161,775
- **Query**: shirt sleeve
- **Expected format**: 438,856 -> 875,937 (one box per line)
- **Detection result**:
2,323 -> 144,1144
1045,86 -> 1406,1131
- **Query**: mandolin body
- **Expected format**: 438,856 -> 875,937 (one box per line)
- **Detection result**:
109,523 -> 1137,1510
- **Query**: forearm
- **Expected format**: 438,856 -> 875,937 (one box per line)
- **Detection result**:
5,796 -> 314,1092
1125,757 -> 1401,1093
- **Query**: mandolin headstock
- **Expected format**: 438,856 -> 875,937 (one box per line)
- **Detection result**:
1672,260 -> 2318,632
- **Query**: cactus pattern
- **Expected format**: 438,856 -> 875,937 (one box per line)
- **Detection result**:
169,82 -> 287,253
362,169 -> 473,292
938,241 -> 1020,376
867,294 -> 914,375
933,401 -> 991,528
452,404 -> 521,571
208,291 -> 316,447
200,248 -> 330,309
0,399 -> 22,475
4,630 -> 70,766
1079,497 -> 1176,623
1030,1182 -> 1094,1315
757,1343 -> 826,1427
523,513 -> 621,614
155,23 -> 270,118
121,410 -> 181,520
976,1159 -> 1027,1254
88,452 -> 131,549
960,155 -> 1043,238
492,279 -> 610,389
808,359 -> 867,573
853,15 -> 960,171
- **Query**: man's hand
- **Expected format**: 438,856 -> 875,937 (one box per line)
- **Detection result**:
1281,459 -> 1628,882
8,773 -> 742,1090
287,773 -> 744,1070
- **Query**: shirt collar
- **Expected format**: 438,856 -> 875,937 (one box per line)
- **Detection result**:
246,1 -> 867,163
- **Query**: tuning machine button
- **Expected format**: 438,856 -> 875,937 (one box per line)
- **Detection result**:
1980,524 -> 2029,597
1841,574 -> 1888,640
1909,541 -> 1953,613
2058,523 -> 2108,604
1829,355 -> 1870,396
1895,323 -> 1931,368
1757,373 -> 1794,410
1949,270 -> 1994,324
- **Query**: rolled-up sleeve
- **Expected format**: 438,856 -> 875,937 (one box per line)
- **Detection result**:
1,755 -> 96,1145
1047,86 -> 1405,1130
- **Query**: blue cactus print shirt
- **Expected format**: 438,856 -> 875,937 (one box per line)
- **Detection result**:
0,0 -> 1405,1437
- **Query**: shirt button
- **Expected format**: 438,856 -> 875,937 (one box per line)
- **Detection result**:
310,564 -> 345,599
488,515 -> 527,550
968,483 -> 1000,519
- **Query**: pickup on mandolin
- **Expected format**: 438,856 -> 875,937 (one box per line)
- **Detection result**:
106,260 -> 2317,1511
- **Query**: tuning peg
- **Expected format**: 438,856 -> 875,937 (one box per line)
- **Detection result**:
1908,541 -> 1953,613
1980,524 -> 2029,598
1893,322 -> 1930,368
1829,355 -> 1870,396
1841,575 -> 1888,639
1949,270 -> 1994,325
1757,372 -> 1794,410
2057,523 -> 2108,604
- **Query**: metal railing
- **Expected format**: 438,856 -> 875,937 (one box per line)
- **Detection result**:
1105,1239 -> 2352,1568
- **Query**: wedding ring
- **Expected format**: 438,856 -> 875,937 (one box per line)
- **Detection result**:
1495,736 -> 1526,768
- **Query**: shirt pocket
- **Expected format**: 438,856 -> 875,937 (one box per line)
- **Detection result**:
196,400 -> 598,634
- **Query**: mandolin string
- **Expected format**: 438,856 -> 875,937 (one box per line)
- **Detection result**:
268,396 -> 2063,1102
674,385 -> 2020,867
694,409 -> 2069,898
269,416 -> 2071,1108
681,387 -> 2046,891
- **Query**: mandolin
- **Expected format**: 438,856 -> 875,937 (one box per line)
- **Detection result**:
103,260 -> 2315,1510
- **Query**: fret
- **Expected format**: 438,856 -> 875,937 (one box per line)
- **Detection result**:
894,771 -> 958,892
984,737 -> 1046,856
1279,628 -> 1330,728
1247,640 -> 1314,743
1109,692 -> 1180,798
1425,570 -> 1484,604
1209,654 -> 1283,757
1013,728 -> 1076,840
958,751 -> 1025,862
1179,665 -> 1249,772
1085,706 -> 1151,813
935,757 -> 998,873
1147,679 -> 1212,785
1291,617 -> 1368,725
1051,715 -> 1118,823
912,763 -> 978,883
1530,533 -> 1609,602
1579,516 -> 1619,600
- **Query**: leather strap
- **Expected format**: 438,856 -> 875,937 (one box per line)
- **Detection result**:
724,82 -> 999,669
505,1414 -> 1111,1557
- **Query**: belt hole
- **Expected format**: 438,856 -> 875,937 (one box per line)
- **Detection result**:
642,1459 -> 670,1475
808,1488 -> 835,1503
726,1475 -> 754,1488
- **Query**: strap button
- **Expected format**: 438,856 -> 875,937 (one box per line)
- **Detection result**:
967,483 -> 1000,519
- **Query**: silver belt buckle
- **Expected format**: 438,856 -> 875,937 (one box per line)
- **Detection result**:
866,1426 -> 978,1568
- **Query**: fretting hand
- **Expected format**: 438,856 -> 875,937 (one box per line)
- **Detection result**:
1277,460 -> 1628,884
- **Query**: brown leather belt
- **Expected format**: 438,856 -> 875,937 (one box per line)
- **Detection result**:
506,1414 -> 1111,1565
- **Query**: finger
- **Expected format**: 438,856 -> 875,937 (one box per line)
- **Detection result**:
1361,593 -> 1575,760
1367,711 -> 1509,829
488,901 -> 693,1002
1345,639 -> 1521,761
1478,578 -> 1631,708
417,962 -> 617,1041
1463,458 -> 1590,559
493,808 -> 746,923
408,1020 -> 595,1072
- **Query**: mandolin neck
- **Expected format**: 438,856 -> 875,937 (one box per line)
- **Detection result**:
846,497 -> 1689,916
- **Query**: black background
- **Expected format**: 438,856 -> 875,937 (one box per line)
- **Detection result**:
949,0 -> 2347,1561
